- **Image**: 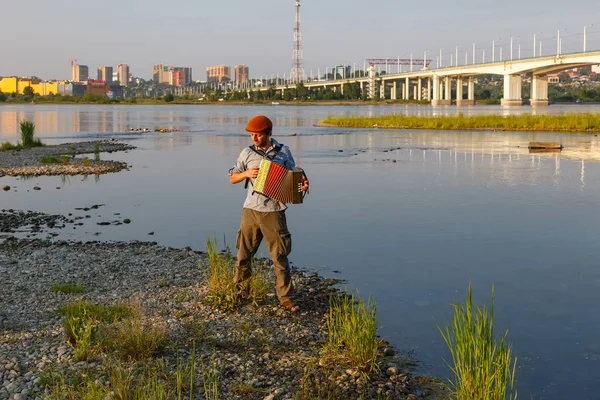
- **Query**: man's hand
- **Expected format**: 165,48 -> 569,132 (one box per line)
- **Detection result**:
300,175 -> 309,192
246,166 -> 260,179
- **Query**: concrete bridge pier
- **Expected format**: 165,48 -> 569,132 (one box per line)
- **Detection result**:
431,76 -> 440,105
444,77 -> 451,103
405,77 -> 410,100
431,75 -> 450,105
368,67 -> 377,99
501,74 -> 523,106
530,74 -> 549,106
417,78 -> 422,101
380,82 -> 385,99
427,78 -> 431,100
456,76 -> 476,106
390,82 -> 397,100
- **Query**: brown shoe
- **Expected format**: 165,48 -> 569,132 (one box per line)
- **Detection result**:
281,300 -> 300,312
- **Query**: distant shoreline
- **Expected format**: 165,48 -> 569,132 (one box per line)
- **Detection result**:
0,99 -> 429,107
3,100 -> 600,107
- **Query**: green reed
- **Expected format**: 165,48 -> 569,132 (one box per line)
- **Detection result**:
20,120 -> 43,147
203,236 -> 240,310
200,356 -> 219,400
322,112 -> 600,133
94,142 -> 101,161
438,283 -> 517,400
203,236 -> 272,310
326,291 -> 379,373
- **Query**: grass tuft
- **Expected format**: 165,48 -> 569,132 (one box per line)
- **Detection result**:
104,314 -> 167,360
0,141 -> 17,151
326,291 -> 379,373
201,236 -> 273,310
202,237 -> 241,311
50,282 -> 86,294
41,156 -> 62,164
58,300 -> 132,323
20,120 -> 43,147
58,301 -> 133,360
248,259 -> 271,305
438,283 -> 518,400
94,142 -> 101,161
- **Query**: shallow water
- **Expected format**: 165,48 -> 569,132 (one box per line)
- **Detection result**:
2,104 -> 600,399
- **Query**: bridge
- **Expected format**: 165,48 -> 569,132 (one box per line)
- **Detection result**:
253,51 -> 600,107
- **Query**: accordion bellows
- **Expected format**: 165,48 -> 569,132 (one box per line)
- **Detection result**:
253,159 -> 305,204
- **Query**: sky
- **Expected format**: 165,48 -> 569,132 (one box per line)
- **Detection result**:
1,0 -> 599,81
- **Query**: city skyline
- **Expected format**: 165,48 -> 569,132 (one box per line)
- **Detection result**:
1,0 -> 599,81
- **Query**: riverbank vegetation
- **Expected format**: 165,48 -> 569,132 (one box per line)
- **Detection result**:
321,112 -> 600,132
1,120 -> 43,151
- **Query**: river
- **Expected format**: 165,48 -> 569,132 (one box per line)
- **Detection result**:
1,103 -> 600,399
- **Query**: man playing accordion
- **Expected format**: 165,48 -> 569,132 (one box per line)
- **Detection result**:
228,115 -> 309,312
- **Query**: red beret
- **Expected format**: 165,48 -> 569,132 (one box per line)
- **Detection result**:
246,115 -> 273,133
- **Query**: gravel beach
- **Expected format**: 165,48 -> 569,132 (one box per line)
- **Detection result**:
0,233 -> 439,400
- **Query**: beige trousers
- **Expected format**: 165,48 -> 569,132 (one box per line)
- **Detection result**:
234,208 -> 294,303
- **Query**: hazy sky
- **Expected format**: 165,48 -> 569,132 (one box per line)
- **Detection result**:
1,0 -> 598,81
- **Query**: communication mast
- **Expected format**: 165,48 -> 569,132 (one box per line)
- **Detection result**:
290,0 -> 304,83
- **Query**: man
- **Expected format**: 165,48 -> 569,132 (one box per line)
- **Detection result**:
229,115 -> 308,312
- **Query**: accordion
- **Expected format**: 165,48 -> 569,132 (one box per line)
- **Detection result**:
253,159 -> 306,204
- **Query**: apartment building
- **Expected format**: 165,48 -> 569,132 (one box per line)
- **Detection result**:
71,64 -> 89,82
153,64 -> 171,84
117,64 -> 130,85
206,65 -> 231,83
97,66 -> 113,85
234,64 -> 249,84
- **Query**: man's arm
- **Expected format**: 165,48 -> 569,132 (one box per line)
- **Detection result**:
230,166 -> 259,184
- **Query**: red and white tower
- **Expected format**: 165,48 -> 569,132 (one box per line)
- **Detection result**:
291,0 -> 304,83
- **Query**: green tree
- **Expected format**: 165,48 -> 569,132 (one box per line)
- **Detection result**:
295,82 -> 309,100
164,93 -> 175,102
0,92 -> 6,102
23,86 -> 35,97
282,88 -> 292,101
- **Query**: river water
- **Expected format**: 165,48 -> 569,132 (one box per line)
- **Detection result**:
1,103 -> 600,399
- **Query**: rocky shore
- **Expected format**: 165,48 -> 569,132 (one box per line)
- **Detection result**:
0,209 -> 440,400
0,141 -> 134,178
